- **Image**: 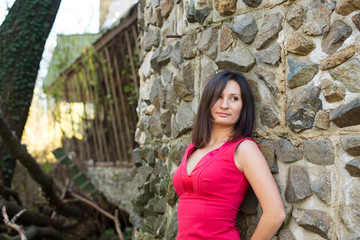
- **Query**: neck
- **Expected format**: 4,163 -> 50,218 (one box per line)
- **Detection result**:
209,124 -> 233,146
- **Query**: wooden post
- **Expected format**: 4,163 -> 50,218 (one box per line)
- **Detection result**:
124,30 -> 139,99
112,46 -> 134,163
104,46 -> 129,163
99,50 -> 122,165
84,66 -> 104,163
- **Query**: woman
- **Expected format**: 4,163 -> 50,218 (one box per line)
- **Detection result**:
172,70 -> 285,239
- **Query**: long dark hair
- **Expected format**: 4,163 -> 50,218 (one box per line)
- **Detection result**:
192,70 -> 255,148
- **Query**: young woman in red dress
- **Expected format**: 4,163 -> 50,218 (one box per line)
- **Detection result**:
172,70 -> 285,239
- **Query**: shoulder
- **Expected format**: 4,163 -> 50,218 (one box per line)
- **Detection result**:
234,139 -> 263,166
235,138 -> 261,155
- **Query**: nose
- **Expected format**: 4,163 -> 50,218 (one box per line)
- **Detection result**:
220,98 -> 229,109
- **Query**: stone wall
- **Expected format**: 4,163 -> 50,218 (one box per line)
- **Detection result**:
133,0 -> 360,239
86,166 -> 139,225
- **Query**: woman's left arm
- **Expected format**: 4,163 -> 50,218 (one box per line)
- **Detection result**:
235,140 -> 285,240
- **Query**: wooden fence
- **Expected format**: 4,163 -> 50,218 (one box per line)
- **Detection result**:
59,6 -> 139,166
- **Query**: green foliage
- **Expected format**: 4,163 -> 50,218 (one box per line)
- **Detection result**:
42,161 -> 52,174
99,229 -> 117,240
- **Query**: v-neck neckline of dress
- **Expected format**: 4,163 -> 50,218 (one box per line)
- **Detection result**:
184,141 -> 231,176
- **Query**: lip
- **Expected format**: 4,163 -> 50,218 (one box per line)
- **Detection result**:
216,112 -> 230,117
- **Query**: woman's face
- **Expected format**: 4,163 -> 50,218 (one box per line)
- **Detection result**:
210,80 -> 243,127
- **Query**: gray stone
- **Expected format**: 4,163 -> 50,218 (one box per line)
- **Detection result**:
340,182 -> 360,233
321,80 -> 346,103
164,212 -> 178,240
312,170 -> 331,204
168,141 -> 188,166
154,215 -> 166,237
286,86 -> 322,132
137,166 -> 153,187
187,0 -> 211,24
322,20 -> 353,55
180,30 -> 198,59
152,0 -> 160,8
330,97 -> 360,128
133,148 -> 144,168
157,45 -> 173,66
133,189 -> 154,209
197,27 -> 218,59
320,45 -> 355,71
148,197 -> 166,214
154,146 -> 169,163
260,105 -> 279,128
140,216 -> 156,235
335,0 -> 360,16
144,28 -> 160,51
279,229 -> 296,240
255,43 -> 281,65
219,24 -> 233,51
215,0 -> 237,17
274,139 -> 303,163
255,67 -> 279,98
248,79 -> 260,103
161,67 -> 173,85
148,7 -> 163,27
286,32 -> 316,56
329,59 -> 360,93
174,62 -> 195,101
285,165 -> 312,203
240,188 -> 258,214
283,203 -> 293,227
243,0 -> 262,7
150,47 -> 161,73
292,208 -> 332,239
201,63 -> 216,87
170,41 -> 183,68
258,140 -> 278,174
341,134 -> 360,156
148,110 -> 163,138
215,49 -> 255,72
150,79 -> 162,109
353,13 -> 360,31
314,110 -> 330,130
302,139 -> 335,165
287,58 -> 319,89
159,84 -> 179,110
286,4 -> 305,30
230,14 -> 258,44
345,157 -> 360,177
161,0 -> 173,18
161,110 -> 172,136
254,12 -> 283,50
304,0 -> 334,36
172,104 -> 195,138
166,177 -> 179,207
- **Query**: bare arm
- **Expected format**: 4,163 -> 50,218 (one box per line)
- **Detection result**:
235,140 -> 285,240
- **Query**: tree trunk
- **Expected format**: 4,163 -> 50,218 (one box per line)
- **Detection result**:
0,111 -> 85,218
0,0 -> 61,191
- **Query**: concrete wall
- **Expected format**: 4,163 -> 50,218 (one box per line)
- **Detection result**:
132,0 -> 360,239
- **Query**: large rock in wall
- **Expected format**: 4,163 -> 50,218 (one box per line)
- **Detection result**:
134,0 -> 360,239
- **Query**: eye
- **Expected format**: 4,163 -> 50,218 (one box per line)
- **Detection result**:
231,96 -> 239,101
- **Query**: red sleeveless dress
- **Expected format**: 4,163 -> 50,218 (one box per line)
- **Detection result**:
172,137 -> 255,239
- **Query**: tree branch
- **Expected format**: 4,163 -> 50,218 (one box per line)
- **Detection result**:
0,110 -> 84,218
70,192 -> 124,240
12,225 -> 63,240
0,200 -> 62,229
2,206 -> 26,240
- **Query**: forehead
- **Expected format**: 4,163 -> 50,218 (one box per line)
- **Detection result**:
222,80 -> 241,93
